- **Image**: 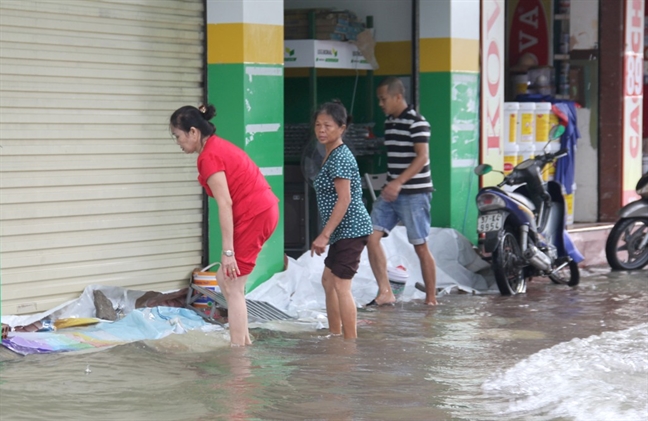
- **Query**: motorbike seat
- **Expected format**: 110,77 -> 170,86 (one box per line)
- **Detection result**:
508,192 -> 536,211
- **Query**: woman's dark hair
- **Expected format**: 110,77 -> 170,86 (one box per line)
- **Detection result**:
312,100 -> 353,128
169,104 -> 216,136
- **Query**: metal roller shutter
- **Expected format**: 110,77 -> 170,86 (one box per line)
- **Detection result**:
0,0 -> 205,315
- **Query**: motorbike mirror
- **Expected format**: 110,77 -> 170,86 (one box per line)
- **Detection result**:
549,125 -> 565,140
474,164 -> 493,176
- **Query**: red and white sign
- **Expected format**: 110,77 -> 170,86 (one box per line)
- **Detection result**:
622,0 -> 645,204
507,0 -> 551,69
481,0 -> 505,186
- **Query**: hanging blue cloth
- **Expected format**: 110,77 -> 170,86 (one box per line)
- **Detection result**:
511,96 -> 584,263
514,95 -> 580,194
552,101 -> 580,194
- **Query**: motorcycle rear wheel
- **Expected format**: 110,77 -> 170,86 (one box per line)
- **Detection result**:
549,259 -> 580,286
492,229 -> 527,295
605,218 -> 648,270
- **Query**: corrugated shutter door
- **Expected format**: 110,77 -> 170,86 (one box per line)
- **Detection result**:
0,0 -> 205,315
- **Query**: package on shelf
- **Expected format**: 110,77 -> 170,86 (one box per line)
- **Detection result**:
284,8 -> 365,41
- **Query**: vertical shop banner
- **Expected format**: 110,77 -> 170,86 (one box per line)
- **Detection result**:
481,0 -> 505,186
507,0 -> 552,69
623,0 -> 645,204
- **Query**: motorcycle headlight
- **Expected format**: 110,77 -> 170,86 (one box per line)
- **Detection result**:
477,193 -> 506,211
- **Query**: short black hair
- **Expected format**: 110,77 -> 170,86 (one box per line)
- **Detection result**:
378,77 -> 405,96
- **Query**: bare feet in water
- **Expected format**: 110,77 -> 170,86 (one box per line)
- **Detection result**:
416,283 -> 438,305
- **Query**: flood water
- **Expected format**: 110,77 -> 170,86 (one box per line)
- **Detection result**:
1,268 -> 646,421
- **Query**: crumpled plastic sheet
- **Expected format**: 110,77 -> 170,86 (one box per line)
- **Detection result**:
2,284 -> 147,329
247,226 -> 498,318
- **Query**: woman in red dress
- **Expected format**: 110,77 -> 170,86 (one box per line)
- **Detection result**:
170,104 -> 279,346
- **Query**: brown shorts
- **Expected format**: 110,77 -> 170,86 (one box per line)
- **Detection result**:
324,236 -> 369,279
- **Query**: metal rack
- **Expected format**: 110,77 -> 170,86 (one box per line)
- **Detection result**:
186,283 -> 293,323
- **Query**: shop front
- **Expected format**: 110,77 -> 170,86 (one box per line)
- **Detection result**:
2,0 -> 644,316
505,0 -> 646,224
282,0 -> 482,254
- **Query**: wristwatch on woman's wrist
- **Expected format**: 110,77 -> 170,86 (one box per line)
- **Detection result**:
222,249 -> 235,257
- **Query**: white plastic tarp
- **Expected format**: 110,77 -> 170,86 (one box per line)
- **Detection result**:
247,227 -> 497,317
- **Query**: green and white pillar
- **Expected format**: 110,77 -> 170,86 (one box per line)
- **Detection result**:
206,0 -> 284,291
418,0 -> 481,242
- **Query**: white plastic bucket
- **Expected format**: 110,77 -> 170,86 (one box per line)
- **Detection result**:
387,265 -> 409,296
565,186 -> 576,226
518,102 -> 536,143
535,102 -> 552,148
517,103 -> 536,162
546,141 -> 562,181
386,255 -> 411,297
503,103 -> 520,175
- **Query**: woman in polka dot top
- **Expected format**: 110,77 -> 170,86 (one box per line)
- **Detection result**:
310,101 -> 373,339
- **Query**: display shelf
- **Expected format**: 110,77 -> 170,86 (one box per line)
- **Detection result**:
284,40 -> 372,69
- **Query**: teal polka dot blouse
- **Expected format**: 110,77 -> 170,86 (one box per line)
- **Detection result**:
313,144 -> 373,244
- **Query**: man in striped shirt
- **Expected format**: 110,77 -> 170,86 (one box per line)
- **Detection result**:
368,77 -> 437,305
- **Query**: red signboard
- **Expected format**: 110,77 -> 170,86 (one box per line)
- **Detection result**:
508,0 -> 550,68
622,0 -> 645,204
481,0 -> 505,186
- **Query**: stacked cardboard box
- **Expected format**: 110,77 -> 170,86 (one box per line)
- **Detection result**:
284,9 -> 366,41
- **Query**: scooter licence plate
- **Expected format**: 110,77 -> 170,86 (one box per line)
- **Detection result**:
478,213 -> 503,233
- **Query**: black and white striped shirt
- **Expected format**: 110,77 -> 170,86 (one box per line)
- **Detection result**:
384,106 -> 433,194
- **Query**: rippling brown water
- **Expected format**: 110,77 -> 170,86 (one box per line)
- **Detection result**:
1,268 -> 646,421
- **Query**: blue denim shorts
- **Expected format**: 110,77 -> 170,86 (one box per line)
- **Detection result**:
371,192 -> 432,245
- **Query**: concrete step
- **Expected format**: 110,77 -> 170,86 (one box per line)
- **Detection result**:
567,223 -> 614,268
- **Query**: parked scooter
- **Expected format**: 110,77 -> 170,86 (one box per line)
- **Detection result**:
605,172 -> 648,270
474,127 -> 583,295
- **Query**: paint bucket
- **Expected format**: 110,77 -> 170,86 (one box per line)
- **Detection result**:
387,265 -> 409,296
565,186 -> 576,226
517,102 -> 536,162
535,103 -> 551,147
534,102 -> 552,180
545,141 -> 562,181
192,262 -> 221,309
503,103 -> 520,175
